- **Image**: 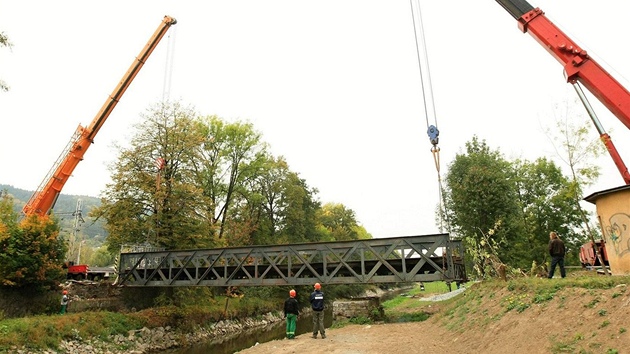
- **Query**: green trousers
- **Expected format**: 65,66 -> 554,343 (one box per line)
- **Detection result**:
286,313 -> 297,339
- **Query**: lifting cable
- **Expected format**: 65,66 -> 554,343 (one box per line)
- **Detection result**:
162,24 -> 177,103
409,0 -> 450,233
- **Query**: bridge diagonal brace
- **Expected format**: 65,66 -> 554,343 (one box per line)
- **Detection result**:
289,247 -> 324,282
403,239 -> 450,279
258,250 -> 290,283
324,243 -> 364,282
168,251 -> 199,285
364,243 -> 404,282
196,251 -> 225,284
141,252 -> 174,285
224,249 -> 254,284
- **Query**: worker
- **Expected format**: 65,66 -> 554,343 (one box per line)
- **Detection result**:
547,231 -> 566,278
283,289 -> 299,339
310,282 -> 326,339
59,290 -> 69,314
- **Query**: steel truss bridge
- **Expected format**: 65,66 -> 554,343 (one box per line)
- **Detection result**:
116,233 -> 466,288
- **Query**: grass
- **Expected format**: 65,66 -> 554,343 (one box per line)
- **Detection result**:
0,293 -> 278,352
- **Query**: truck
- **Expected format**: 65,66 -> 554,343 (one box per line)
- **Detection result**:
64,262 -> 115,281
495,0 -> 630,267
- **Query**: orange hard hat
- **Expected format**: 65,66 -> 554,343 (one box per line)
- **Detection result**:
63,290 -> 68,295
314,283 -> 321,290
289,289 -> 296,297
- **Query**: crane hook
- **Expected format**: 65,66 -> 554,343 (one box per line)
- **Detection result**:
427,124 -> 439,147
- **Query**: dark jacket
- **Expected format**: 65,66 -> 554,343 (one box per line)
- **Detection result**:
549,238 -> 566,257
310,290 -> 324,311
284,297 -> 299,317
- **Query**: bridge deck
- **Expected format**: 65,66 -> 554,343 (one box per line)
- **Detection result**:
117,234 -> 466,287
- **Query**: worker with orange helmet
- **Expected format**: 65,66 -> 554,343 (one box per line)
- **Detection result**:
283,289 -> 299,339
310,282 -> 326,339
59,290 -> 69,314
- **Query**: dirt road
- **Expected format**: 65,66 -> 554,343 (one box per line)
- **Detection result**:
237,283 -> 630,354
236,321 -> 459,354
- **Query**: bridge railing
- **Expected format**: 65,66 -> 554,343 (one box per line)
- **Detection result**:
117,233 -> 466,287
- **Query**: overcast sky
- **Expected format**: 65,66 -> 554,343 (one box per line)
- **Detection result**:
1,1 -> 629,239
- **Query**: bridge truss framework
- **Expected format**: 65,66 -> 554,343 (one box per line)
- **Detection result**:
116,233 -> 466,288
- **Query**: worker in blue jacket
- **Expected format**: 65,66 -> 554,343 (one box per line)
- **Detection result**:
310,283 -> 326,339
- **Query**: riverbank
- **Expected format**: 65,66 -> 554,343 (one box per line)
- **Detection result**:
9,312 -> 285,354
237,274 -> 630,354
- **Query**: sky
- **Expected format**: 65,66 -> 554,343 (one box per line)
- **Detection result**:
1,1 -> 630,239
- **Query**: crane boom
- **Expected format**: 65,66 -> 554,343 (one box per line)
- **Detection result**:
23,15 -> 177,217
495,0 -> 630,184
495,0 -> 630,129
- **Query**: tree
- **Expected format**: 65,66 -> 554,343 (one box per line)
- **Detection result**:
545,99 -> 608,272
194,115 -> 269,243
318,203 -> 365,241
94,102 -> 215,252
443,136 -> 521,276
0,192 -> 66,290
512,158 -> 583,268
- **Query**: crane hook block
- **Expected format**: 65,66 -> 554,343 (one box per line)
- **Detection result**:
427,125 -> 439,146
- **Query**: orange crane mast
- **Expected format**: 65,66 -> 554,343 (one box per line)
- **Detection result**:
23,15 -> 177,217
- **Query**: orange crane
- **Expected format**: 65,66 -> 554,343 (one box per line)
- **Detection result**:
22,16 -> 177,217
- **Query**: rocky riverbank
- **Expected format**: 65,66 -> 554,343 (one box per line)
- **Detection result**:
11,312 -> 284,354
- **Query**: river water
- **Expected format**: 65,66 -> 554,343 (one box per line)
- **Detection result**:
164,308 -> 333,354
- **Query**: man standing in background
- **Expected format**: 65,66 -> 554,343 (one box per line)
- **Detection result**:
548,231 -> 566,279
59,290 -> 69,314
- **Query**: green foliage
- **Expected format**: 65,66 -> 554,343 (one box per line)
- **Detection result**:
0,193 -> 67,289
391,312 -> 430,323
0,311 -> 144,351
348,316 -> 371,325
444,135 -> 593,276
93,102 -> 359,252
317,203 -> 364,241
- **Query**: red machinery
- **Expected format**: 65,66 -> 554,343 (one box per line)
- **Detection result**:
22,16 -> 177,217
496,0 -> 630,267
495,0 -> 630,185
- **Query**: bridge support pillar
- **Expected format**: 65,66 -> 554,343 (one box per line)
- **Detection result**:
333,297 -> 384,321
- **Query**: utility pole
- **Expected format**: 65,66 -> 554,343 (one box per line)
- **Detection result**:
72,199 -> 85,263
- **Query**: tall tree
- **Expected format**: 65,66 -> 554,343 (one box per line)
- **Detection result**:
443,136 -> 521,276
512,158 -> 583,268
194,116 -> 269,243
94,102 -> 214,252
318,203 -> 363,241
545,100 -> 608,272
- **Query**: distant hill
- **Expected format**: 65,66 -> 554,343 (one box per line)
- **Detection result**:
0,184 -> 108,243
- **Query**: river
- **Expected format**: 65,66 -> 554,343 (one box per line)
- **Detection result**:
163,286 -> 415,353
164,308 -> 334,354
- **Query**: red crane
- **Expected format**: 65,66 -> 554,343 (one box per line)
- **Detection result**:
23,16 -> 177,217
495,0 -> 630,185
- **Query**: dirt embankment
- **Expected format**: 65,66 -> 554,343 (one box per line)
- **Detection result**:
237,283 -> 630,354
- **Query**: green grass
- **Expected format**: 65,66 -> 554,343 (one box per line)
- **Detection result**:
0,294 -> 278,352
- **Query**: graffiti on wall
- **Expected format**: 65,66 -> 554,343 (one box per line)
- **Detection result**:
603,213 -> 630,257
